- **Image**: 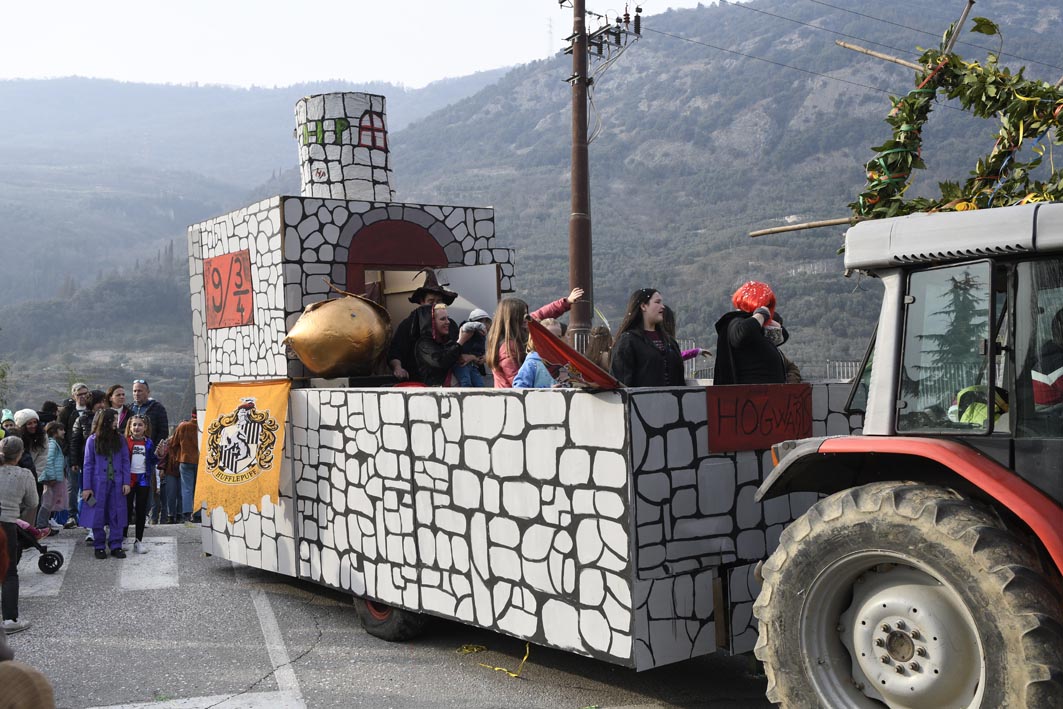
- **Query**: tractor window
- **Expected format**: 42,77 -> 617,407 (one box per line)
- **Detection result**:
845,330 -> 875,415
897,262 -> 992,433
1015,258 -> 1063,437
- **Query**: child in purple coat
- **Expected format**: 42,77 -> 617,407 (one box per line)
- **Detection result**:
81,408 -> 131,559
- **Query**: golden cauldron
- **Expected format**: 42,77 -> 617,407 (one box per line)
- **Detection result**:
283,291 -> 392,378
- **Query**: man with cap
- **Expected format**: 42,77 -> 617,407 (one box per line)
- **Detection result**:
453,308 -> 492,387
57,383 -> 90,528
386,270 -> 459,382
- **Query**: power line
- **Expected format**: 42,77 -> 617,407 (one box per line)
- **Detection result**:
642,24 -> 898,99
805,0 -> 1063,73
720,0 -> 922,59
641,23 -> 970,112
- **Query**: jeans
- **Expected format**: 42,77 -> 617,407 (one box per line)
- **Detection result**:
452,363 -> 485,387
2,521 -> 22,621
179,463 -> 197,516
160,476 -> 180,520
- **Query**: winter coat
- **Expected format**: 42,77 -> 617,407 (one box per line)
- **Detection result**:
127,436 -> 158,496
40,439 -> 65,483
57,398 -> 81,456
0,464 -> 38,524
170,421 -> 200,465
81,434 -> 131,531
712,311 -> 786,386
492,298 -> 572,388
609,328 -> 685,388
412,305 -> 463,386
512,352 -> 557,389
69,408 -> 97,470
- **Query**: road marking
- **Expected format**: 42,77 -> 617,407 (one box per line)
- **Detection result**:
87,690 -> 302,708
119,537 -> 178,590
244,568 -> 302,698
20,537 -> 76,597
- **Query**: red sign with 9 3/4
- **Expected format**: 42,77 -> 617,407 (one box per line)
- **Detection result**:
204,250 -> 254,329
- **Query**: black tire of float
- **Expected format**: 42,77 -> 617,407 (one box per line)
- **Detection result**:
752,481 -> 1063,709
354,597 -> 429,642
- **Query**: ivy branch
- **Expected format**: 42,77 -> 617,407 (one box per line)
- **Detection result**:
851,17 -> 1063,220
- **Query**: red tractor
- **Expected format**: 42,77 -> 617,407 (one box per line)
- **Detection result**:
753,203 -> 1063,708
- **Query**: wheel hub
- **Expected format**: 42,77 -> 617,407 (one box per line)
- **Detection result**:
838,565 -> 982,708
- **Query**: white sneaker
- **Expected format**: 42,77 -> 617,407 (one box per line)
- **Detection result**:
85,531 -> 94,545
2,618 -> 31,634
48,519 -> 62,531
133,541 -> 147,554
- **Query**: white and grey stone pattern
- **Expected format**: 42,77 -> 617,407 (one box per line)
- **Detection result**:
296,92 -> 394,202
200,384 -> 864,670
188,196 -> 515,409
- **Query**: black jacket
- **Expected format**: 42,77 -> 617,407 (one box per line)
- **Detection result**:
130,399 -> 169,442
389,308 -> 458,382
609,328 -> 685,387
412,306 -> 462,386
69,409 -> 96,469
57,398 -> 81,456
713,311 -> 786,385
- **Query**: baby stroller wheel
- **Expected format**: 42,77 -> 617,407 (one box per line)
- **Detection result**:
38,550 -> 64,574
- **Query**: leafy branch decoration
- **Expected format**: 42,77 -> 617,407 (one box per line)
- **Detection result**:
852,17 -> 1063,220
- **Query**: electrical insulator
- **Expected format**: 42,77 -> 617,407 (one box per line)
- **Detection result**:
616,29 -> 621,46
634,13 -> 640,35
624,7 -> 630,26
597,41 -> 603,56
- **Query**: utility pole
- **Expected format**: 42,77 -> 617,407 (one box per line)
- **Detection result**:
563,2 -> 640,350
568,0 -> 593,350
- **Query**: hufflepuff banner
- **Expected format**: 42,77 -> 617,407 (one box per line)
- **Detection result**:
195,380 -> 291,520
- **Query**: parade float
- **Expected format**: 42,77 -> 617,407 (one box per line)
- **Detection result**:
187,91 -> 861,670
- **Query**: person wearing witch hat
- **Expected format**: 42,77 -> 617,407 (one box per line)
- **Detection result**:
387,270 -> 460,381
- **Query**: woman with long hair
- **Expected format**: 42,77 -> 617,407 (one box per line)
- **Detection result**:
609,288 -> 684,387
106,384 -> 132,434
81,408 -> 131,559
486,287 -> 583,388
15,410 -> 47,478
585,325 -> 614,371
70,390 -> 107,541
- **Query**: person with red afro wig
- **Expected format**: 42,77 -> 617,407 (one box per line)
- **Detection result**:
713,281 -> 788,385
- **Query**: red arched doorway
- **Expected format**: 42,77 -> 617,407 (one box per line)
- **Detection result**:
345,220 -> 447,295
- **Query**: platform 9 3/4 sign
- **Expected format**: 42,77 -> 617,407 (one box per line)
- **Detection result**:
204,250 -> 254,329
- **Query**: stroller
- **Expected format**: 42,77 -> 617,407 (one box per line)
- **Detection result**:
14,521 -> 64,575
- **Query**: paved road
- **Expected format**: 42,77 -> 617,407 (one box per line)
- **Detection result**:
9,524 -> 772,708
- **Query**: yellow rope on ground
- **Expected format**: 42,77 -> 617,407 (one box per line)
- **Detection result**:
476,642 -> 531,678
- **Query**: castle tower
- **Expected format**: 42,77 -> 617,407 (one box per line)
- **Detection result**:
295,92 -> 394,201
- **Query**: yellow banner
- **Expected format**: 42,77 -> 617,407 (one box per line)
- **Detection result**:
195,380 -> 291,520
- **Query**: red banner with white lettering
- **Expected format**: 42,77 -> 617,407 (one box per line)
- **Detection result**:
705,383 -> 813,453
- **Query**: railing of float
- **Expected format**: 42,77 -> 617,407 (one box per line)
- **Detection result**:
826,359 -> 861,382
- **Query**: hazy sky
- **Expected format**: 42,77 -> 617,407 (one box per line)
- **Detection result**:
3,0 -> 712,89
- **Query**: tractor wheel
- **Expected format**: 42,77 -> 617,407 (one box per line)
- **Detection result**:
753,481 -> 1063,708
354,597 -> 428,642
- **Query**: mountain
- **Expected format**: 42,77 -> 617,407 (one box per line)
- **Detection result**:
2,0 -> 1061,408
0,71 -> 508,307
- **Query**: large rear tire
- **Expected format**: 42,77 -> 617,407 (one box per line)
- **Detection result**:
354,597 -> 429,642
753,481 -> 1063,708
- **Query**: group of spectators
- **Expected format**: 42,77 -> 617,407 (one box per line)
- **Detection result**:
387,272 -> 800,391
0,379 -> 200,639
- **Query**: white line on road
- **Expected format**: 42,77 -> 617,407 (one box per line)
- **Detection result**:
20,537 -> 77,597
119,536 -> 179,590
245,570 -> 302,697
87,690 -> 302,709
